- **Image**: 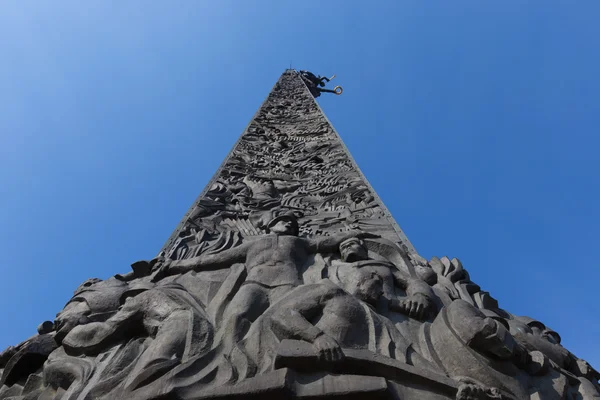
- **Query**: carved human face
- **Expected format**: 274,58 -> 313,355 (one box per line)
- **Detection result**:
529,323 -> 561,345
340,239 -> 368,262
270,219 -> 296,236
510,320 -> 569,367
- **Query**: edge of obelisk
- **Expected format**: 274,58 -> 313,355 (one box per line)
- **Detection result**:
292,71 -> 418,255
159,69 -> 417,256
157,72 -> 292,256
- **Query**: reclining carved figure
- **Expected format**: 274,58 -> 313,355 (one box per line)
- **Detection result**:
232,267 -> 438,382
62,279 -> 213,392
154,214 -> 378,353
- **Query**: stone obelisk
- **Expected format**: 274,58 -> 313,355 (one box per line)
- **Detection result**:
160,69 -> 416,263
0,70 -> 597,400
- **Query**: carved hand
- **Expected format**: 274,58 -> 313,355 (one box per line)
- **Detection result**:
456,379 -> 502,400
312,334 -> 345,363
150,258 -> 174,282
393,293 -> 433,321
154,257 -> 172,271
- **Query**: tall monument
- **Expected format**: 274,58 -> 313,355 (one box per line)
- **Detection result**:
0,70 -> 597,400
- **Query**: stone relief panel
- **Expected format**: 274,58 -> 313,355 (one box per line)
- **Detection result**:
1,71 -> 597,400
161,70 -> 415,262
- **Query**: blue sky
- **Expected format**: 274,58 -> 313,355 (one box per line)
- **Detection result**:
1,2 -> 599,368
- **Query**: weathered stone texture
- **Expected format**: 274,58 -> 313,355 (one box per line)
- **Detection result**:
1,70 -> 597,400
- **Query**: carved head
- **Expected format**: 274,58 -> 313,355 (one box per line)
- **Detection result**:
73,278 -> 102,296
509,317 -> 570,368
339,237 -> 368,262
347,269 -> 384,306
54,300 -> 91,342
55,278 -> 127,343
266,215 -> 299,236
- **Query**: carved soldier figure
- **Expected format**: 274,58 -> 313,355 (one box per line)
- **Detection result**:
419,299 -> 531,399
507,317 -> 600,398
270,271 -> 393,362
4,70 -> 599,400
126,271 -> 408,400
53,277 -> 129,343
231,267 -> 438,383
330,237 -> 437,321
61,279 -> 213,392
155,214 -> 377,351
417,299 -> 600,399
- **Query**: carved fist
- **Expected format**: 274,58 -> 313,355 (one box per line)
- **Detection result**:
456,378 -> 502,400
130,254 -> 170,279
151,257 -> 171,272
394,293 -> 433,321
313,334 -> 345,363
150,258 -> 173,282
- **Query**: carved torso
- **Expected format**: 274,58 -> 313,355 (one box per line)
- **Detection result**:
244,234 -> 309,287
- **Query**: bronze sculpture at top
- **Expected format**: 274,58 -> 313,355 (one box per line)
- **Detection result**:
0,70 -> 597,400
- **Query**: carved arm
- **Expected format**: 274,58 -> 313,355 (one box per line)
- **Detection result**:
271,308 -> 325,344
392,271 -> 436,299
390,270 -> 437,320
168,242 -> 251,275
270,285 -> 339,343
271,284 -> 345,363
305,230 -> 379,254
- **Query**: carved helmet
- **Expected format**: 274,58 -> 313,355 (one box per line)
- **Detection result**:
513,316 -> 562,344
266,213 -> 299,236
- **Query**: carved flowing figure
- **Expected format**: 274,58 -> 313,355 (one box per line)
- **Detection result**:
53,278 -> 130,343
329,237 -> 438,321
507,316 -> 600,399
152,269 -> 427,399
62,280 -> 213,392
240,268 -> 438,373
156,214 -> 377,353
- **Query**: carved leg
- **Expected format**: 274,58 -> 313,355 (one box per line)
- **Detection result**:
62,309 -> 140,355
125,310 -> 191,390
216,284 -> 269,353
268,284 -> 295,306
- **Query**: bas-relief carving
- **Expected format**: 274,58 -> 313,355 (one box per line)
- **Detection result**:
1,70 -> 598,400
